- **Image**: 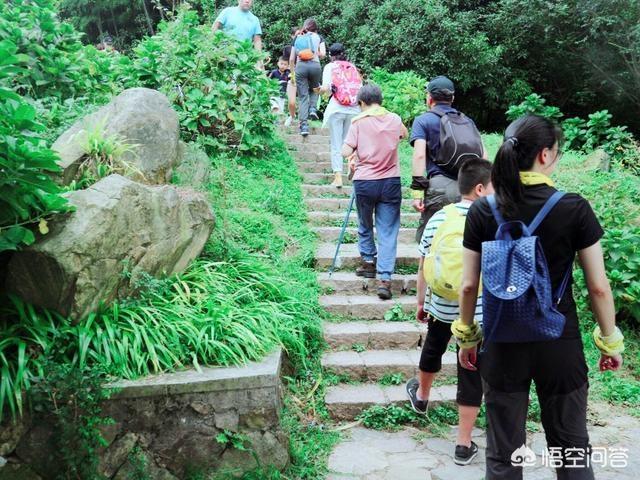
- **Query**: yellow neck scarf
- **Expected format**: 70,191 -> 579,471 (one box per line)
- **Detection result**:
352,105 -> 390,123
520,171 -> 555,187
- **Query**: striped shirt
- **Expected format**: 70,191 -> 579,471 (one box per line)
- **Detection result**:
418,200 -> 483,323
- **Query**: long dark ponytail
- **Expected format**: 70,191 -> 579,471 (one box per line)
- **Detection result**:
492,115 -> 563,217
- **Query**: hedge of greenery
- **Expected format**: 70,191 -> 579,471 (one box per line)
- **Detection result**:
0,3 -> 320,425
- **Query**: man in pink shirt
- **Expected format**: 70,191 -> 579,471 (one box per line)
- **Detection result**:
342,84 -> 408,299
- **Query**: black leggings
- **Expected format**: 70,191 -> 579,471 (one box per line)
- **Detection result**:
419,316 -> 483,407
480,338 -> 593,480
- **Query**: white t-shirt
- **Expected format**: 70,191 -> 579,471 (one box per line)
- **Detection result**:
321,62 -> 360,127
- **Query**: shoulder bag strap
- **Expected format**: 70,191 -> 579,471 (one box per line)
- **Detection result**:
527,191 -> 565,234
486,195 -> 506,226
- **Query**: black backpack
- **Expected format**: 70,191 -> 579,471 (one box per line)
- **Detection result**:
430,106 -> 483,176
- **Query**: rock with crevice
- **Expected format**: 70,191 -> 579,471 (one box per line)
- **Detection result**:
583,148 -> 610,172
5,174 -> 214,320
52,88 -> 180,185
99,432 -> 139,478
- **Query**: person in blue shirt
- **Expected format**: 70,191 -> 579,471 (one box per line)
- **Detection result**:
212,0 -> 263,51
409,76 -> 485,242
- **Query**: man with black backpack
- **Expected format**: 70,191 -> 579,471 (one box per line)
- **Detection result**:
409,76 -> 485,242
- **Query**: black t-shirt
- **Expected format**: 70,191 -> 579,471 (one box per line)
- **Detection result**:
464,185 -> 604,339
268,68 -> 290,95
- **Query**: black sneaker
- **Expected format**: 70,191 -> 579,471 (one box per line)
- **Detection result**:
300,123 -> 309,137
309,110 -> 320,121
406,378 -> 428,414
454,441 -> 479,466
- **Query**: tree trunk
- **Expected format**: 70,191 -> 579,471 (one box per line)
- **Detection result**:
96,11 -> 104,40
110,6 -> 119,37
140,0 -> 155,36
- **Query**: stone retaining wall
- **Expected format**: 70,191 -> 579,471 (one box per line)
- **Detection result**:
0,350 -> 289,479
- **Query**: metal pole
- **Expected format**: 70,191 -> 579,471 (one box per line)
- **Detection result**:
328,189 -> 356,278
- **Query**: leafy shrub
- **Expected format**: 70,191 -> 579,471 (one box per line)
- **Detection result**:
129,7 -> 277,155
562,117 -> 587,151
506,93 -> 563,122
369,68 -> 426,125
599,227 -> 640,323
0,41 -> 68,252
357,404 -> 418,430
68,121 -> 141,190
379,372 -> 405,386
508,95 -> 640,175
0,0 -> 125,103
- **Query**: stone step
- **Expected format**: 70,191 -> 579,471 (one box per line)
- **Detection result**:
315,243 -> 420,269
302,184 -> 353,197
298,162 -> 333,173
292,151 -> 331,162
321,349 -> 457,382
301,184 -> 411,198
285,134 -> 329,145
305,197 -> 415,211
324,321 -> 426,350
313,227 -> 416,243
302,172 -> 354,185
307,211 -> 421,227
325,384 -> 457,421
280,126 -> 329,136
318,272 -> 417,294
320,294 -> 414,319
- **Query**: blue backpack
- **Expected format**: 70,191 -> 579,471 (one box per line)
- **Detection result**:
481,192 -> 572,343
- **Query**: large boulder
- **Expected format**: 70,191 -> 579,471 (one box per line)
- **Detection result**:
52,88 -> 181,185
5,175 -> 214,320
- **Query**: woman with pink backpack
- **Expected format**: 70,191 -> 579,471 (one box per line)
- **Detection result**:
319,43 -> 362,188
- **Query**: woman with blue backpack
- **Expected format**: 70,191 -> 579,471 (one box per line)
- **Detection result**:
319,43 -> 362,188
289,18 -> 326,137
454,115 -> 624,479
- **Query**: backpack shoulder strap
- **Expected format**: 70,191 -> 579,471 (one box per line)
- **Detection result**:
486,195 -> 506,226
527,191 -> 565,234
428,106 -> 445,118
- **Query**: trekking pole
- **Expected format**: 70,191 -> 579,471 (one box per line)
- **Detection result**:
328,188 -> 356,278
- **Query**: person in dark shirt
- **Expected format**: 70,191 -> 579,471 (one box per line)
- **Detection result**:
455,115 -> 624,479
409,76 -> 485,242
267,57 -> 290,114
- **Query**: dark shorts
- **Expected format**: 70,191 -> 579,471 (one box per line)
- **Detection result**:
419,316 -> 483,407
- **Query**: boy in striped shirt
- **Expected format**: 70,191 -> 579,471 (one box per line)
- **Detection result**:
407,158 -> 493,466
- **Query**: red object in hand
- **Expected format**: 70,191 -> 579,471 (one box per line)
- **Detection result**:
416,306 -> 427,323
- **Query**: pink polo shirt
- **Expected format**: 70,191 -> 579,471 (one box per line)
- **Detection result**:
344,112 -> 403,181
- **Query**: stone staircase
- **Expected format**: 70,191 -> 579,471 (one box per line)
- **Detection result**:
279,127 -> 640,480
283,126 -> 458,424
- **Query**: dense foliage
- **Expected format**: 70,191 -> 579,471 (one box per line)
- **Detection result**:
0,42 -> 68,251
0,3 -> 318,425
507,94 -> 640,174
129,7 -> 277,154
252,0 -> 640,133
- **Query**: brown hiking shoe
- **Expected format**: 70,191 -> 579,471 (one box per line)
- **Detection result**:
377,280 -> 392,300
355,258 -> 376,278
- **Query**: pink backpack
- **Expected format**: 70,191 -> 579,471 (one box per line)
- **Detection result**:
331,61 -> 362,106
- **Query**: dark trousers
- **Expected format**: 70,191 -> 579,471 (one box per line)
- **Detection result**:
481,339 -> 594,480
419,316 -> 483,407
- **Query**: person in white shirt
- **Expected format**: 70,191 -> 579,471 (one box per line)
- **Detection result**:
319,43 -> 361,188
